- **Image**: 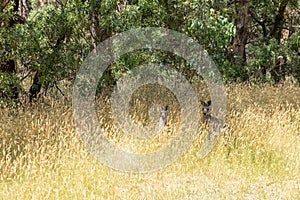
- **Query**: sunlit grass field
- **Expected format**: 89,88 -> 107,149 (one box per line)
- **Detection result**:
1,83 -> 299,199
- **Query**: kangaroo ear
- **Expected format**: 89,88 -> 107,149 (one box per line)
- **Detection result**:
207,100 -> 211,106
200,100 -> 205,105
161,106 -> 168,111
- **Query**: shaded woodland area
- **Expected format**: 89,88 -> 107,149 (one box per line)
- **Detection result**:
0,0 -> 299,105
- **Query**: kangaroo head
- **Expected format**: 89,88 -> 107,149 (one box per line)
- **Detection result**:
201,100 -> 211,115
160,106 -> 168,119
158,105 -> 168,131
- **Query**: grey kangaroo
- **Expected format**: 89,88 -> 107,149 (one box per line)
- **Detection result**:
158,106 -> 168,132
201,100 -> 226,130
201,100 -> 211,125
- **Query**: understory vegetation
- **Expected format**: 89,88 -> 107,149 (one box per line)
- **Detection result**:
1,84 -> 299,199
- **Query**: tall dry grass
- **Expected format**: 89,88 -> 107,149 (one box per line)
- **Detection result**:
0,83 -> 299,199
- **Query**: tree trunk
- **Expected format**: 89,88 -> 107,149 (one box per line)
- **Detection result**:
0,0 -> 29,102
18,0 -> 29,18
0,60 -> 16,73
232,0 -> 249,65
269,0 -> 289,82
270,0 -> 289,44
29,71 -> 43,102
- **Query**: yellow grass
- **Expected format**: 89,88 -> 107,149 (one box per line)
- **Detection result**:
1,83 -> 299,199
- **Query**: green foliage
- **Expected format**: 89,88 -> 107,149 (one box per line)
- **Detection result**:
186,2 -> 235,77
245,0 -> 299,83
0,0 -> 299,104
26,3 -> 89,82
248,33 -> 300,83
1,0 -> 92,101
0,72 -> 20,104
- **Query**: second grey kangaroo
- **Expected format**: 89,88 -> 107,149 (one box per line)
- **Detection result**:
158,106 -> 168,132
201,100 -> 226,130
